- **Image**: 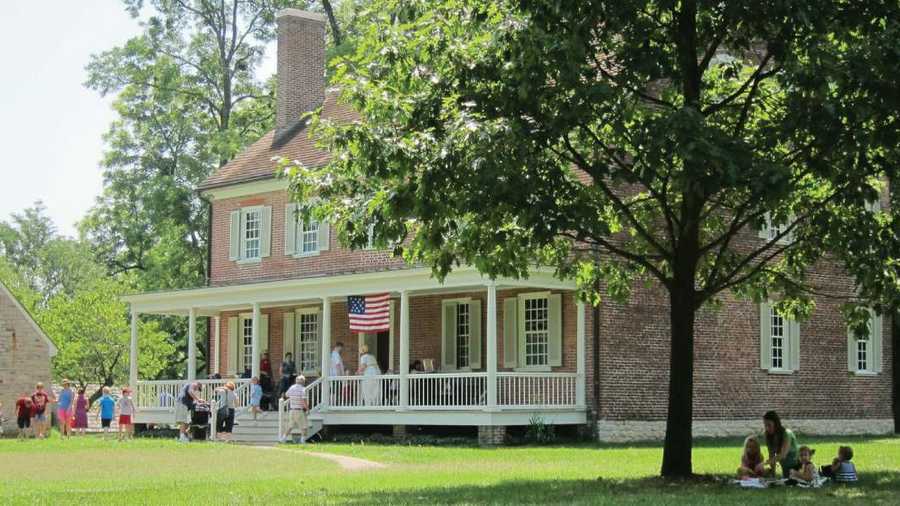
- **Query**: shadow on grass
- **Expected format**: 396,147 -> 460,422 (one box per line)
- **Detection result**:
329,472 -> 900,505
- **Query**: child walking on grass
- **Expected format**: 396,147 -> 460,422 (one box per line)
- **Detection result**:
98,387 -> 116,439
737,435 -> 766,478
117,388 -> 136,441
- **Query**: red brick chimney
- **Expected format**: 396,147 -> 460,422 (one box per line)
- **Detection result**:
274,9 -> 326,142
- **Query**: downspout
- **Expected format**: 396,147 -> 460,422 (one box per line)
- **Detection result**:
592,279 -> 602,435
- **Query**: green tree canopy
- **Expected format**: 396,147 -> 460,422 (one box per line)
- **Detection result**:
290,0 -> 900,477
40,278 -> 175,403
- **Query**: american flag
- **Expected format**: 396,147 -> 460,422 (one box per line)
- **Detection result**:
348,293 -> 391,332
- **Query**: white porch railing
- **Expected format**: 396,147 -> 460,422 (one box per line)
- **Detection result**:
327,375 -> 400,409
135,378 -> 251,410
497,372 -> 578,408
408,372 -> 487,409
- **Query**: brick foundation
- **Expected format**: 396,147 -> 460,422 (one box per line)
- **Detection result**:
392,425 -> 407,437
595,418 -> 895,443
478,425 -> 506,446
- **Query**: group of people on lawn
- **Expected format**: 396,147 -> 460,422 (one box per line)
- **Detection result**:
7,380 -> 136,440
738,410 -> 858,484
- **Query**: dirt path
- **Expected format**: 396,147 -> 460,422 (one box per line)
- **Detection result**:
248,445 -> 386,471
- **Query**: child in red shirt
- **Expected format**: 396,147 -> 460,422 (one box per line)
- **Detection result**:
15,394 -> 34,439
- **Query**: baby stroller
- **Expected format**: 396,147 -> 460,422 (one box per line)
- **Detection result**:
191,402 -> 211,441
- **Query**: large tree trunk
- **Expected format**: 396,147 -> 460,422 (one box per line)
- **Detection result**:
661,279 -> 696,478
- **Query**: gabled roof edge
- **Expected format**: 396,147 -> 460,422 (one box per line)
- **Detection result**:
0,280 -> 58,357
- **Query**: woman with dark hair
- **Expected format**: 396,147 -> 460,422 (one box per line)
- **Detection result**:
763,410 -> 800,477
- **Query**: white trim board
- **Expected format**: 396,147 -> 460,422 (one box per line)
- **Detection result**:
122,266 -> 576,316
201,178 -> 288,201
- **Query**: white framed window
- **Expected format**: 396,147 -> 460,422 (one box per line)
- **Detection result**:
243,207 -> 262,259
229,206 -> 271,262
364,223 -> 376,250
523,294 -> 550,367
297,309 -> 320,373
848,309 -> 882,375
456,303 -> 470,369
441,298 -> 482,371
758,212 -> 794,245
283,203 -> 329,258
242,317 -> 253,374
299,220 -> 320,255
769,308 -> 785,370
759,301 -> 799,373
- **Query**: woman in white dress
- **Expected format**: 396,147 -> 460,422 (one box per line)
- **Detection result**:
357,344 -> 382,406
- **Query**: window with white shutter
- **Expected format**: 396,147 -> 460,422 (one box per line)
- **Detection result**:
230,205 -> 271,263
760,302 -> 800,373
848,309 -> 881,375
296,308 -> 320,374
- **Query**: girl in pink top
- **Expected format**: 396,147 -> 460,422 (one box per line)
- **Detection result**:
738,435 -> 766,478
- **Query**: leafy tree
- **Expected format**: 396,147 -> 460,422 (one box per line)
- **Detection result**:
0,202 -> 105,306
290,0 -> 900,477
40,278 -> 175,403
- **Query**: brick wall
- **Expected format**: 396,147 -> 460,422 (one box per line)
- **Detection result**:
0,290 -> 53,433
596,260 -> 893,424
210,190 -> 409,287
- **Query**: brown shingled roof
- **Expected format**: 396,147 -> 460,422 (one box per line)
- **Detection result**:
198,90 -> 359,191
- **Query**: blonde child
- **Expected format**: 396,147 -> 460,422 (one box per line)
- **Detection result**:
249,377 -> 263,421
789,445 -> 819,483
117,387 -> 136,441
737,435 -> 766,478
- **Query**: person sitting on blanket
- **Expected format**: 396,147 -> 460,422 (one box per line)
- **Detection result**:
737,435 -> 766,479
789,446 -> 819,483
820,445 -> 858,483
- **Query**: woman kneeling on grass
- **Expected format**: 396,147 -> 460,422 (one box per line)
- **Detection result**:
763,410 -> 800,478
737,435 -> 766,479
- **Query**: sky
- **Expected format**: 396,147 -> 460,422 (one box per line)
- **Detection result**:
0,2 -> 275,238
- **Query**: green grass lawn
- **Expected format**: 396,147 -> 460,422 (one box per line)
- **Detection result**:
0,435 -> 897,505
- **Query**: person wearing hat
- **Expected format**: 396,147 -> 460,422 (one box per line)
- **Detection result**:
117,387 -> 136,441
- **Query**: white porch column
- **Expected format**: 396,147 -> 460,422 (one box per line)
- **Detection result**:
251,302 -> 261,379
129,308 -> 139,388
212,315 -> 221,375
187,308 -> 197,381
486,282 -> 498,409
576,300 -> 586,407
399,290 -> 410,410
320,297 -> 332,409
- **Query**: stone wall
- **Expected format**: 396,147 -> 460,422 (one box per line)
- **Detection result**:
595,418 -> 895,443
0,288 -> 53,434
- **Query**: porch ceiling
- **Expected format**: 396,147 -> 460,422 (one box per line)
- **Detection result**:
121,266 -> 576,316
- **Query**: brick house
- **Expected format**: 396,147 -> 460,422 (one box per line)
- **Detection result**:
0,281 -> 57,433
122,9 -> 893,443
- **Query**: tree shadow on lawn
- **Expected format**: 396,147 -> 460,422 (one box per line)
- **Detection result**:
331,472 -> 900,505
584,434 -> 900,450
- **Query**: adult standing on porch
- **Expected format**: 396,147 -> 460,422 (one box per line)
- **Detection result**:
357,344 -> 382,406
280,353 -> 296,396
330,342 -> 345,405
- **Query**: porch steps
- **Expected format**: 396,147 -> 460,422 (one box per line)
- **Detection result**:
230,410 -> 323,444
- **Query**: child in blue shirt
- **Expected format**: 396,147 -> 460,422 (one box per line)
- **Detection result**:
98,387 -> 116,439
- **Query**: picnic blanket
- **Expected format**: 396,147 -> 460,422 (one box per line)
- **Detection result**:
731,476 -> 830,489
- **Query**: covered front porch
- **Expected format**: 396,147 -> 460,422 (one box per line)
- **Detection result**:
123,267 -> 588,428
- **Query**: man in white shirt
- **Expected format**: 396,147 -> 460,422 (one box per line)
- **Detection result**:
281,376 -> 308,443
